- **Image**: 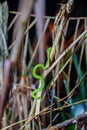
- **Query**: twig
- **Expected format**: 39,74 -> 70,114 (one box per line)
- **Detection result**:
8,14 -> 19,31
26,18 -> 50,73
43,29 -> 87,78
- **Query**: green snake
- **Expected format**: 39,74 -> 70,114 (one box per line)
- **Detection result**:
31,33 -> 87,99
31,47 -> 51,99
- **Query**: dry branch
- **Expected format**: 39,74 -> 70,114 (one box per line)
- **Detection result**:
48,111 -> 87,130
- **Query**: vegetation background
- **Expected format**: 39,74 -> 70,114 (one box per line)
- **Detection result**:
0,0 -> 87,129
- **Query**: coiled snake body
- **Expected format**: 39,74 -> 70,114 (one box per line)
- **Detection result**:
31,47 -> 51,99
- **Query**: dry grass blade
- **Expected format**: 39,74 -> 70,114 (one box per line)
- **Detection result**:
8,14 -> 19,31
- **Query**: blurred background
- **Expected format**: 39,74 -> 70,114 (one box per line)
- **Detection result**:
0,0 -> 87,129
